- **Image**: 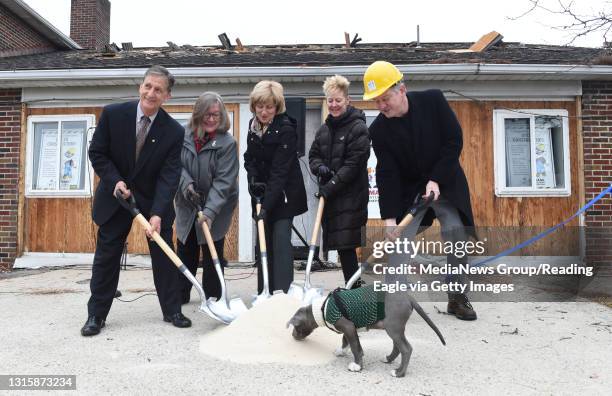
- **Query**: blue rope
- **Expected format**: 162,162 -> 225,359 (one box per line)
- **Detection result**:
471,184 -> 612,268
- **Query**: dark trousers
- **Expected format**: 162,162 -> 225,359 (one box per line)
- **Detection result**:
87,209 -> 182,319
176,225 -> 225,300
338,248 -> 359,283
256,217 -> 294,293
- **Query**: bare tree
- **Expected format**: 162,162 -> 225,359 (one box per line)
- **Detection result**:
510,0 -> 612,45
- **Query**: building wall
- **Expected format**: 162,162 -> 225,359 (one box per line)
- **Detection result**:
581,81 -> 612,272
0,4 -> 56,57
0,89 -> 20,270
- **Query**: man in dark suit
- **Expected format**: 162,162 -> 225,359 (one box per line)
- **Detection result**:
364,61 -> 477,320
81,65 -> 191,336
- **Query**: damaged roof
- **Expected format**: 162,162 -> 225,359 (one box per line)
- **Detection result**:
0,41 -> 607,71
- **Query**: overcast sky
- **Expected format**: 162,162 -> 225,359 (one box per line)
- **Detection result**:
22,0 -> 610,48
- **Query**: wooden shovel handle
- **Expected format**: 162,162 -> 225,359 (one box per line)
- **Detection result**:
198,212 -> 219,261
310,197 -> 325,246
256,203 -> 267,252
133,214 -> 184,269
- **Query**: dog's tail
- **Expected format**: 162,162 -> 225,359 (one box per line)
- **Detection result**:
410,297 -> 446,345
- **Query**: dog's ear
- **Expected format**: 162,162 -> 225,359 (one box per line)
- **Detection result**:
286,314 -> 301,329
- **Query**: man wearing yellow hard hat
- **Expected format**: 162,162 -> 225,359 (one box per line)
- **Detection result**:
364,61 -> 477,320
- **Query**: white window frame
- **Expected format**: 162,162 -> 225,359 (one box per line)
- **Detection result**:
25,114 -> 96,197
169,113 -> 191,128
493,109 -> 571,197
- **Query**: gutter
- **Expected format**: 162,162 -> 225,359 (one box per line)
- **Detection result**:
1,64 -> 612,86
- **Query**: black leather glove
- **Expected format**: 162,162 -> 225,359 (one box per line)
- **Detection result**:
197,213 -> 212,229
317,164 -> 330,177
317,165 -> 333,183
315,183 -> 332,199
185,184 -> 202,208
248,178 -> 266,198
254,208 -> 267,222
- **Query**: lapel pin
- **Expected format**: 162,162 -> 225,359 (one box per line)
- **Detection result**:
212,140 -> 217,147
151,139 -> 156,143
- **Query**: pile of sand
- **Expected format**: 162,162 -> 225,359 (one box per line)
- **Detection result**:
199,294 -> 341,365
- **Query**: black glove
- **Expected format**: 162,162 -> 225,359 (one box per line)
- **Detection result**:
317,165 -> 333,183
315,183 -> 332,199
248,179 -> 266,198
253,207 -> 267,222
185,184 -> 202,208
197,213 -> 212,229
317,164 -> 330,177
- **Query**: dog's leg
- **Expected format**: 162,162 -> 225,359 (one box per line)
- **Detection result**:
383,341 -> 400,364
334,318 -> 364,372
334,335 -> 350,357
385,323 -> 413,377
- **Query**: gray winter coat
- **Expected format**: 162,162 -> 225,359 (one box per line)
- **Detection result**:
174,127 -> 239,245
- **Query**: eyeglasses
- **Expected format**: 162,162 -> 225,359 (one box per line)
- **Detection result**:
204,112 -> 221,120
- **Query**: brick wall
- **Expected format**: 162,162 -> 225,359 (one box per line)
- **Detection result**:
0,90 -> 20,271
0,4 -> 55,57
581,81 -> 612,274
70,0 -> 110,51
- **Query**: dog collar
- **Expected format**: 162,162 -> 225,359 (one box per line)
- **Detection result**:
311,297 -> 327,328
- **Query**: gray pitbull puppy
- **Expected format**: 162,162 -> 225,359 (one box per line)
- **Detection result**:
287,285 -> 446,377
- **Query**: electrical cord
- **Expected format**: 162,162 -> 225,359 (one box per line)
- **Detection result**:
114,293 -> 158,303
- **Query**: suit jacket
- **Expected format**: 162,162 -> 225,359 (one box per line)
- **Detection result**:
89,101 -> 184,227
369,89 -> 475,231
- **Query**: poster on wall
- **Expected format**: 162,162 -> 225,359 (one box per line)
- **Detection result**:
59,129 -> 84,190
504,118 -> 532,187
367,146 -> 380,218
36,128 -> 59,190
534,117 -> 557,188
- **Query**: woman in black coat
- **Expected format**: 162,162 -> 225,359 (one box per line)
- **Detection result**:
309,75 -> 370,286
244,80 -> 308,293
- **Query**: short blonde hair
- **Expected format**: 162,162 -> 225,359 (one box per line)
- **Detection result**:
323,75 -> 350,98
249,80 -> 286,114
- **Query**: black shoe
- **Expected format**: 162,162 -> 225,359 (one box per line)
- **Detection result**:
81,316 -> 105,336
163,312 -> 192,328
447,294 -> 477,321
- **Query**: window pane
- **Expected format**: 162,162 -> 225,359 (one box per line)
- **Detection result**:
534,116 -> 563,189
60,121 -> 87,190
32,122 -> 59,190
504,118 -> 531,187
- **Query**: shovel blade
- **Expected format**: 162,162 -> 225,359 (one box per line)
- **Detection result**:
302,287 -> 324,305
228,296 -> 249,316
206,298 -> 237,324
198,301 -> 230,324
252,291 -> 271,306
287,282 -> 305,301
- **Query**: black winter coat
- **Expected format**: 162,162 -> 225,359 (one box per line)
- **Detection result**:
369,89 -> 475,233
309,106 -> 370,250
244,112 -> 307,222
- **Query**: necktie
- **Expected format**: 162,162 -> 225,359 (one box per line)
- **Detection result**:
135,115 -> 151,161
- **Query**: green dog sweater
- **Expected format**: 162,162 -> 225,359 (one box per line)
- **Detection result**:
324,285 -> 385,328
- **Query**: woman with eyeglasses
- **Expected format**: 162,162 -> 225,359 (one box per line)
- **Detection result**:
174,92 -> 239,304
244,80 -> 307,293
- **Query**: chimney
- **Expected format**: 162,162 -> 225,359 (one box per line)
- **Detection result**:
70,0 -> 111,50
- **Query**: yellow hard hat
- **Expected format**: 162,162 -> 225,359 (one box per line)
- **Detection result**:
362,61 -> 403,100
